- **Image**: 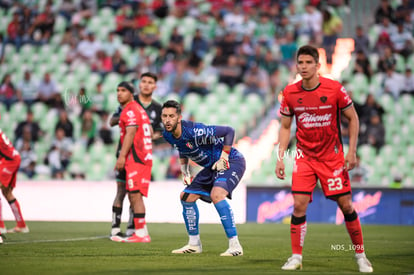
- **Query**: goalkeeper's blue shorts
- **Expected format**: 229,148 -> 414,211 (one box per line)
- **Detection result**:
184,157 -> 246,203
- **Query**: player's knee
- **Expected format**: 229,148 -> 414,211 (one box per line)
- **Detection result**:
180,192 -> 190,202
339,204 -> 354,215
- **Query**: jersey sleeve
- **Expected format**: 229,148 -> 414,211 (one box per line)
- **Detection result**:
279,89 -> 293,117
338,85 -> 353,110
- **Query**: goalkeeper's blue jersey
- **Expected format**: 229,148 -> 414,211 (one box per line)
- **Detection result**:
163,120 -> 243,168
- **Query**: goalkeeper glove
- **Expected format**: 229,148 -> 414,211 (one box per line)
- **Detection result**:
181,164 -> 192,186
212,150 -> 230,171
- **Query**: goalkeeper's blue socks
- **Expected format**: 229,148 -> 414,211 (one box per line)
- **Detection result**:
181,201 -> 199,236
214,200 -> 237,238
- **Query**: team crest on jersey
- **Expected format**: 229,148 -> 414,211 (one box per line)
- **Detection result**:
186,142 -> 193,149
320,96 -> 327,103
126,110 -> 135,117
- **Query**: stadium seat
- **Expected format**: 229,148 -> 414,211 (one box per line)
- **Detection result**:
183,93 -> 201,114
9,102 -> 28,122
31,102 -> 48,121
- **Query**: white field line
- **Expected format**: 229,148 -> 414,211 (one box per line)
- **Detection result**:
2,235 -> 108,245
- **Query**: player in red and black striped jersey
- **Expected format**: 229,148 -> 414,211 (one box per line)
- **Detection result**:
109,73 -> 161,239
276,45 -> 373,273
0,127 -> 29,235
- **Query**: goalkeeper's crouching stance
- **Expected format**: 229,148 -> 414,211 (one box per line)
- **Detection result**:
161,100 -> 246,256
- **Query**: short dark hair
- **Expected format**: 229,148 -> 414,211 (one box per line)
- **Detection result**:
140,72 -> 158,82
297,45 -> 319,63
117,81 -> 134,93
162,100 -> 181,115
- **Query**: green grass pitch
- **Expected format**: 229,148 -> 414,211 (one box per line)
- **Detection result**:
0,222 -> 413,274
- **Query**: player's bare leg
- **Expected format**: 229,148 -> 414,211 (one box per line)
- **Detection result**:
282,194 -> 310,270
0,184 -> 28,233
337,195 -> 373,273
172,192 -> 202,254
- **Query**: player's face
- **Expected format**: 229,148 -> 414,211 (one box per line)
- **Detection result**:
139,76 -> 156,96
161,107 -> 181,133
296,54 -> 320,80
117,87 -> 133,105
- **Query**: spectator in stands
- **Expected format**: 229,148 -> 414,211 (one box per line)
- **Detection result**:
48,127 -> 73,179
280,31 -> 298,68
112,49 -> 128,74
6,11 -> 23,51
30,4 -> 55,43
302,4 -> 323,46
151,0 -> 169,19
218,54 -> 243,88
383,65 -> 404,99
59,0 -> 77,23
101,31 -> 121,57
55,109 -> 74,139
377,46 -> 396,72
322,7 -> 343,65
378,16 -> 397,37
98,111 -> 113,145
77,31 -> 101,64
360,94 -> 385,124
183,62 -> 210,98
168,59 -> 190,96
254,13 -> 275,48
374,31 -> 393,57
80,109 -> 96,149
285,3 -> 304,37
92,50 -> 113,77
14,110 -> 44,143
191,29 -> 209,58
353,25 -> 370,56
224,5 -> 244,33
60,27 -> 74,45
375,0 -> 396,24
37,72 -> 60,107
17,70 -> 38,106
217,31 -> 238,58
401,67 -> 414,96
0,73 -> 18,110
135,20 -> 162,49
243,62 -> 269,99
166,27 -> 184,57
366,112 -> 386,153
275,15 -> 295,44
90,82 -> 107,115
0,34 -> 4,64
17,140 -> 37,179
353,50 -> 373,81
390,22 -> 413,60
259,49 -> 280,95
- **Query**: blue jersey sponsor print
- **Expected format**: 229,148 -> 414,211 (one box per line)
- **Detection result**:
163,120 -> 243,168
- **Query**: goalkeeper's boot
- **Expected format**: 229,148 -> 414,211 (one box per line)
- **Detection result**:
172,243 -> 202,254
281,255 -> 302,270
355,253 -> 373,273
220,238 -> 243,256
123,233 -> 151,243
109,227 -> 124,239
7,226 -> 29,233
0,234 -> 3,244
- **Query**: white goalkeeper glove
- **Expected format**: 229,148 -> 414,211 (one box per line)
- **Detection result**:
212,151 -> 230,171
181,164 -> 192,186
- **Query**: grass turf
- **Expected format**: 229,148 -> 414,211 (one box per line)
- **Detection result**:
0,222 -> 413,274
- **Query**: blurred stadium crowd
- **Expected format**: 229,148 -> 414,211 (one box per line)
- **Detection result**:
0,0 -> 413,186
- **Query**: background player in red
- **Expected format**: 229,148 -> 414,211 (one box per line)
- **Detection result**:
109,73 -> 162,238
0,127 -> 29,235
275,45 -> 373,273
110,82 -> 153,243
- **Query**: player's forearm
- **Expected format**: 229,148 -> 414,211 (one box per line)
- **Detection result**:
215,126 -> 235,146
347,115 -> 359,154
110,115 -> 120,127
119,131 -> 135,158
277,126 -> 291,160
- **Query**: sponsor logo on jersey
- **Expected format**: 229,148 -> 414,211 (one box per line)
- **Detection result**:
126,110 -> 135,118
2,168 -> 13,174
298,112 -> 332,128
319,105 -> 332,109
297,98 -> 303,104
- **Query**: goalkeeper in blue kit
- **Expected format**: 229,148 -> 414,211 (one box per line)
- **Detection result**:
161,100 -> 245,256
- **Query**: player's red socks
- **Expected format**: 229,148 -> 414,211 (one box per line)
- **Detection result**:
133,213 -> 146,234
290,215 -> 307,254
344,210 -> 364,253
8,199 -> 26,228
